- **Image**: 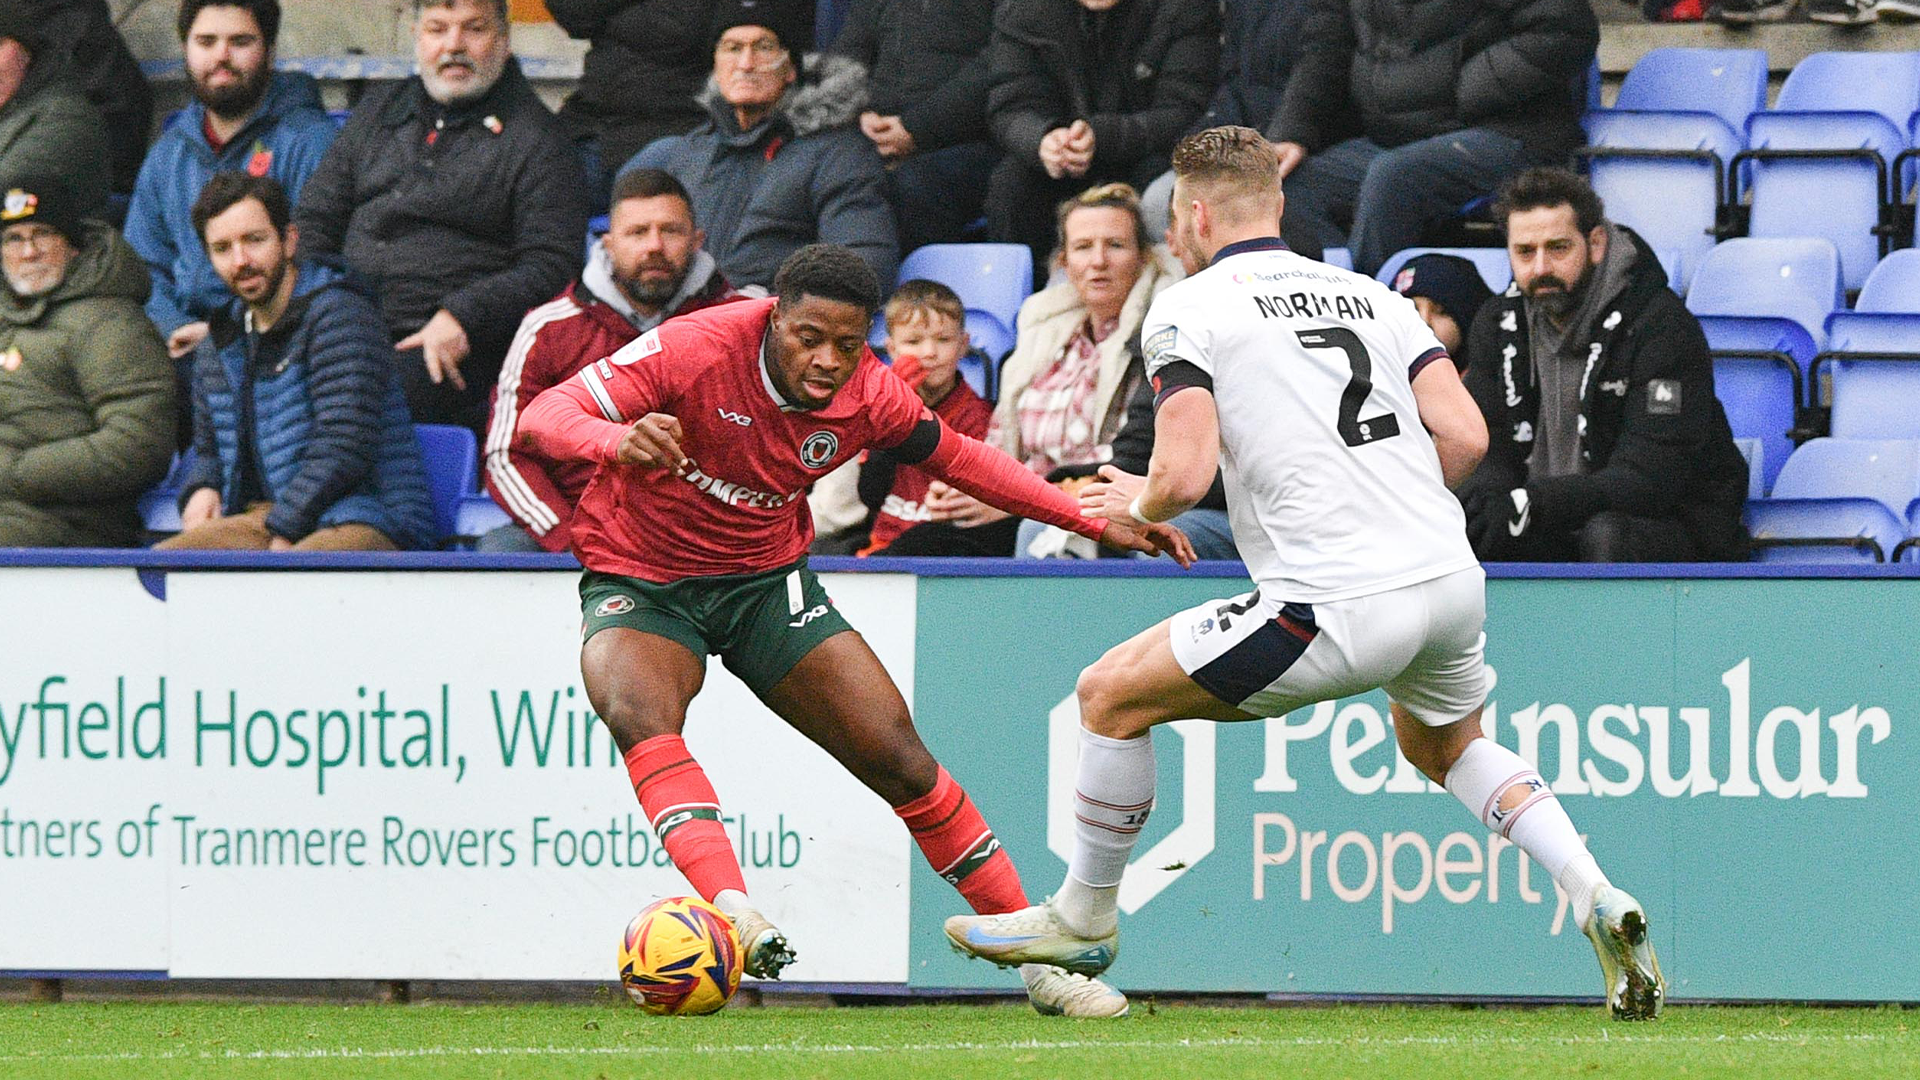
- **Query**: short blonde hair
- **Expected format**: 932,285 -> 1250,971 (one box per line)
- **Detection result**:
1171,126 -> 1280,218
884,278 -> 965,333
1053,182 -> 1147,262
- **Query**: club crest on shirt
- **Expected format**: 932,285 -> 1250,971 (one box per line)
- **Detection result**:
594,595 -> 636,617
800,431 -> 839,469
1143,325 -> 1178,365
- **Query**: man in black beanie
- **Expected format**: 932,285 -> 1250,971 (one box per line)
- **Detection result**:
1391,252 -> 1494,365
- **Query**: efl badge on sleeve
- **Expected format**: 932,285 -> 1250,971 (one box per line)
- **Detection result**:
0,347 -> 21,372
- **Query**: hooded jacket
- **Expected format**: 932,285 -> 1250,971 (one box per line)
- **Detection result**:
0,222 -> 175,545
0,50 -> 109,217
1462,225 -> 1749,559
625,53 -> 898,289
125,72 -> 340,336
1271,0 -> 1597,159
27,0 -> 152,193
987,0 -> 1220,179
550,0 -> 714,171
832,0 -> 996,153
179,259 -> 437,549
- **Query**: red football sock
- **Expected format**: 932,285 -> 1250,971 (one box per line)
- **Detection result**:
894,766 -> 1028,914
625,735 -> 746,902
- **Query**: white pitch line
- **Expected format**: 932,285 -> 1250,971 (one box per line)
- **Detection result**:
0,1031 -> 1902,1064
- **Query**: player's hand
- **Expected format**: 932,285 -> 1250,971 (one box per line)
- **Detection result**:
180,487 -> 222,529
1098,517 -> 1197,568
1078,463 -> 1147,522
397,309 -> 471,391
615,412 -> 695,474
1273,141 -> 1308,178
167,321 -> 210,359
926,481 -> 1011,528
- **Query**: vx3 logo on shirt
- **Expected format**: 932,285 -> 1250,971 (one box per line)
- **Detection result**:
716,408 -> 753,426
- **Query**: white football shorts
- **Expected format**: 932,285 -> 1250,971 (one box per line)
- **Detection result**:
1167,566 -> 1490,726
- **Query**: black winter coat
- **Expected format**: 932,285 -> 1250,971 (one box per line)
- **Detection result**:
988,0 -> 1220,178
1202,0 -> 1307,140
27,0 -> 150,194
833,0 -> 996,153
1461,227 -> 1748,559
1272,0 -> 1596,158
549,0 -> 719,170
293,60 -> 589,419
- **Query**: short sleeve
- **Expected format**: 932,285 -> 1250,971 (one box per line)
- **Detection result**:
1141,286 -> 1213,380
574,325 -> 670,423
1385,287 -> 1450,382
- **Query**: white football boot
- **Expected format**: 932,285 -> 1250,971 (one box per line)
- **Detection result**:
944,899 -> 1117,975
729,908 -> 797,980
1583,886 -> 1666,1020
1023,966 -> 1130,1018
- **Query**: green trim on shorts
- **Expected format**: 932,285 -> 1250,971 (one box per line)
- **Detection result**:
578,559 -> 853,697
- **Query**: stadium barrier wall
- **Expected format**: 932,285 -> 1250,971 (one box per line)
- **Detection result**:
2,555 -> 1916,1001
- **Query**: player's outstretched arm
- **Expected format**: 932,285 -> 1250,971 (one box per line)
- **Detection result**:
1411,360 -> 1489,489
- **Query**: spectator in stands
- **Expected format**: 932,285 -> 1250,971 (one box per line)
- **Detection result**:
985,0 -> 1218,279
876,182 -> 1178,557
833,0 -> 999,251
294,0 -> 588,439
27,0 -> 151,200
549,0 -> 749,209
481,167 -> 746,553
0,174 -> 174,547
1270,0 -> 1597,275
127,0 -> 338,363
0,8 -> 109,219
623,0 -> 898,291
161,173 -> 436,552
1459,168 -> 1748,563
855,280 -> 996,555
1142,0 -> 1307,238
1390,252 -> 1493,364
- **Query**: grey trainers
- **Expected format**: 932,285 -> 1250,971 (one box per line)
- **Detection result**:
1583,887 -> 1666,1020
729,908 -> 796,980
1717,0 -> 1795,20
944,900 -> 1118,975
1024,967 -> 1130,1018
1808,0 -> 1878,21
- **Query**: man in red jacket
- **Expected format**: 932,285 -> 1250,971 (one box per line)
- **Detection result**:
481,167 -> 747,551
517,243 -> 1191,1016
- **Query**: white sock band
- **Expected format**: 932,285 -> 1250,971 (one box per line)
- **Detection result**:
1445,738 -> 1608,925
1065,727 -> 1156,892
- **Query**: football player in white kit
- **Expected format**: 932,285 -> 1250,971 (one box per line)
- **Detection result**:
945,127 -> 1665,1020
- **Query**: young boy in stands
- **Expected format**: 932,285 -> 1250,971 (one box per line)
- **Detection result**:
859,280 -> 994,554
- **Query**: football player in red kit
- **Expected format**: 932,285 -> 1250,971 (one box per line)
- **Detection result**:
518,244 -> 1192,1017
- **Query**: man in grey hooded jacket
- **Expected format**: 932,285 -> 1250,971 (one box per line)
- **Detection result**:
620,0 -> 898,290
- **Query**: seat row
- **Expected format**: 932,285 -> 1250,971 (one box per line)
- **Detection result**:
1747,438 -> 1920,563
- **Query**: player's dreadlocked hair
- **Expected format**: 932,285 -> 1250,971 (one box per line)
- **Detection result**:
1494,168 -> 1607,237
773,244 -> 883,316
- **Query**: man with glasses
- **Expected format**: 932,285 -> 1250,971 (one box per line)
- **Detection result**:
0,175 -> 175,547
620,0 -> 897,291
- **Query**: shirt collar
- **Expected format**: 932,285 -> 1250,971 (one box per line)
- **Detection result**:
1208,236 -> 1289,268
758,328 -> 801,412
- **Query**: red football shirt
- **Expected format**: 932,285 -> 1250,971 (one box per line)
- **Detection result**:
530,297 -> 931,580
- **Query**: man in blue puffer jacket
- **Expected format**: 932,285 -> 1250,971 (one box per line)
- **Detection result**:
159,173 -> 436,552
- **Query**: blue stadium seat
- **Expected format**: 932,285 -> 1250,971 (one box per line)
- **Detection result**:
328,109 -> 349,128
1374,247 -> 1512,293
816,0 -> 851,48
1612,48 -> 1769,133
454,491 -> 511,542
1818,251 -> 1920,439
897,244 -> 1034,333
1322,247 -> 1354,272
1733,437 -> 1767,499
1687,237 -> 1842,360
414,423 -> 478,545
1746,438 -> 1920,562
964,310 -> 1015,400
585,214 -> 610,263
136,449 -> 198,537
1739,52 -> 1920,292
1709,346 -> 1800,494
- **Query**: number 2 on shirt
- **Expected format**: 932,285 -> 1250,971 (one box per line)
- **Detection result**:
1296,327 -> 1402,448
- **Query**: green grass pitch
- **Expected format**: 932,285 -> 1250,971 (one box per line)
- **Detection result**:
4,1000 -> 1913,1079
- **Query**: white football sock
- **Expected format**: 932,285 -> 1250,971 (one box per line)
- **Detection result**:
1444,737 -> 1611,929
1056,727 -> 1155,938
712,889 -> 751,919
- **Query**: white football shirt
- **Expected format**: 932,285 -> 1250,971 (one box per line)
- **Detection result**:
1142,240 -> 1479,602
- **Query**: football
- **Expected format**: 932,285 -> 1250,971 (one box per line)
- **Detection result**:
618,896 -> 743,1016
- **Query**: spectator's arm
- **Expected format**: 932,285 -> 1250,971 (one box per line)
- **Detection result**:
176,361 -> 223,510
262,294 -> 388,541
481,318 -> 579,552
1086,0 -> 1220,171
986,2 -> 1069,161
290,110 -> 363,257
2,312 -> 173,503
1266,0 -> 1357,150
617,134 -> 681,180
896,0 -> 997,151
830,0 -> 882,65
811,133 -> 901,290
440,129 -> 592,358
1456,0 -> 1599,124
123,154 -> 194,336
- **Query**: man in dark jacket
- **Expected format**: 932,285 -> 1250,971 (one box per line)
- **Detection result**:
26,0 -> 151,198
833,0 -> 999,251
1460,169 -> 1747,563
550,0 -> 751,209
0,175 -> 175,547
623,0 -> 897,290
985,0 -> 1219,275
0,9 -> 108,219
1271,0 -> 1598,275
293,0 -> 589,439
126,0 -> 339,361
162,173 -> 436,552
